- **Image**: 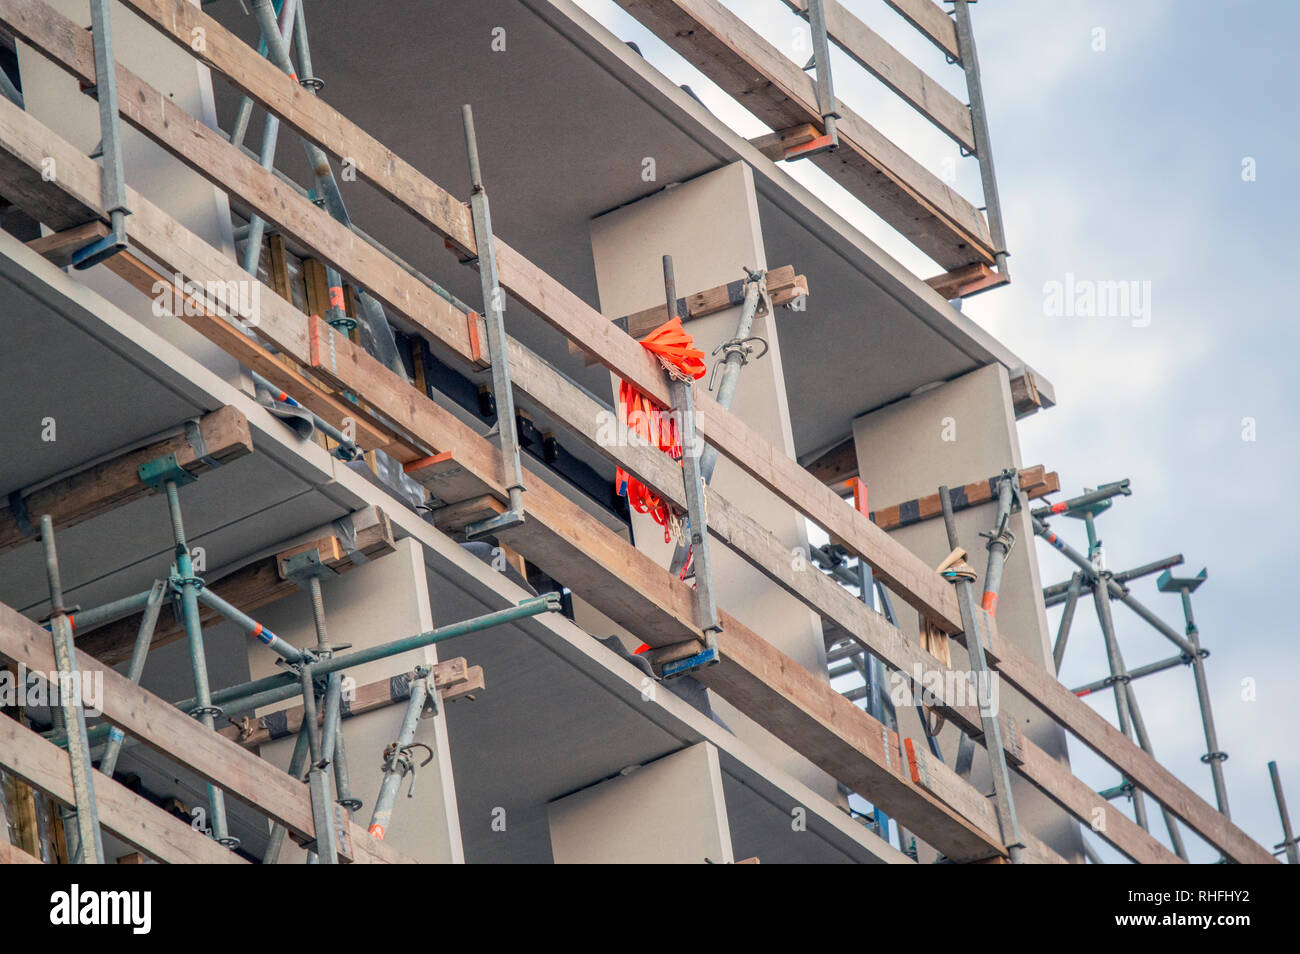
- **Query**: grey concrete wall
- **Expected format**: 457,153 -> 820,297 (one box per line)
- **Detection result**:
852,364 -> 1084,861
548,741 -> 733,863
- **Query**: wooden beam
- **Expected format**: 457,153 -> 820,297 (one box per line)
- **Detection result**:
76,507 -> 395,666
0,601 -> 413,864
568,265 -> 808,364
613,0 -> 994,268
924,262 -> 1009,300
25,220 -> 108,266
868,466 -> 1057,533
0,405 -> 251,555
780,0 -> 975,152
0,714 -> 247,864
748,123 -> 819,160
883,0 -> 961,61
1009,369 -> 1043,418
804,436 -> 858,488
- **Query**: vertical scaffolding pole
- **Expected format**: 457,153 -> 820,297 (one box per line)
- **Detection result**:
1270,762 -> 1299,864
72,0 -> 131,268
38,516 -> 104,864
1159,568 -> 1230,817
951,0 -> 1008,278
663,255 -> 720,646
938,487 -> 1022,862
461,104 -> 525,539
1088,577 -> 1149,834
164,479 -> 234,847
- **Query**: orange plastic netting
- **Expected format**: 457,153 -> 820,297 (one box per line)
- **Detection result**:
615,317 -> 707,544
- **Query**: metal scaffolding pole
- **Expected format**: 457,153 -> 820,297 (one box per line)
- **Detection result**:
1088,575 -> 1149,835
367,667 -> 432,841
39,516 -> 104,864
460,104 -> 525,539
247,0 -> 404,374
1051,572 -> 1083,672
98,580 -> 167,779
1159,569 -> 1229,817
939,486 -> 1022,862
1269,762 -> 1299,864
163,478 -> 235,848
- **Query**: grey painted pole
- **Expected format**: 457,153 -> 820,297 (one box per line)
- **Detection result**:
367,668 -> 431,841
165,481 -> 234,847
939,487 -> 1022,862
99,580 -> 167,779
1051,572 -> 1083,672
669,270 -> 765,575
39,516 -> 104,864
1176,583 -> 1230,817
1269,762 -> 1299,864
1088,576 -> 1149,834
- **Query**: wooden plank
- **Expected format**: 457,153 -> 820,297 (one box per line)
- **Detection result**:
883,0 -> 961,61
696,612 -> 1002,860
267,232 -> 293,303
102,252 -> 401,454
748,123 -> 819,160
86,0 -> 970,634
614,0 -> 994,268
869,465 -> 1053,532
431,495 -> 506,537
1012,732 -> 1181,865
25,220 -> 108,266
781,0 -> 975,151
0,405 -> 251,555
924,262 -> 1009,300
568,265 -> 807,363
0,714 -> 247,863
804,436 -> 858,488
0,601 -> 413,864
973,617 -> 1278,864
1009,369 -> 1043,418
76,508 -> 395,666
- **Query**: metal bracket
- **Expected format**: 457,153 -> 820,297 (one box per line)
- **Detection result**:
789,0 -> 839,158
73,0 -> 131,269
280,547 -> 341,584
138,453 -> 196,490
659,641 -> 720,679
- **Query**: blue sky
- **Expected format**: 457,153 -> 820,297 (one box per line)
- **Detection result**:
574,0 -> 1298,862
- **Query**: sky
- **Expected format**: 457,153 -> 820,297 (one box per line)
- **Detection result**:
573,0 -> 1299,863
